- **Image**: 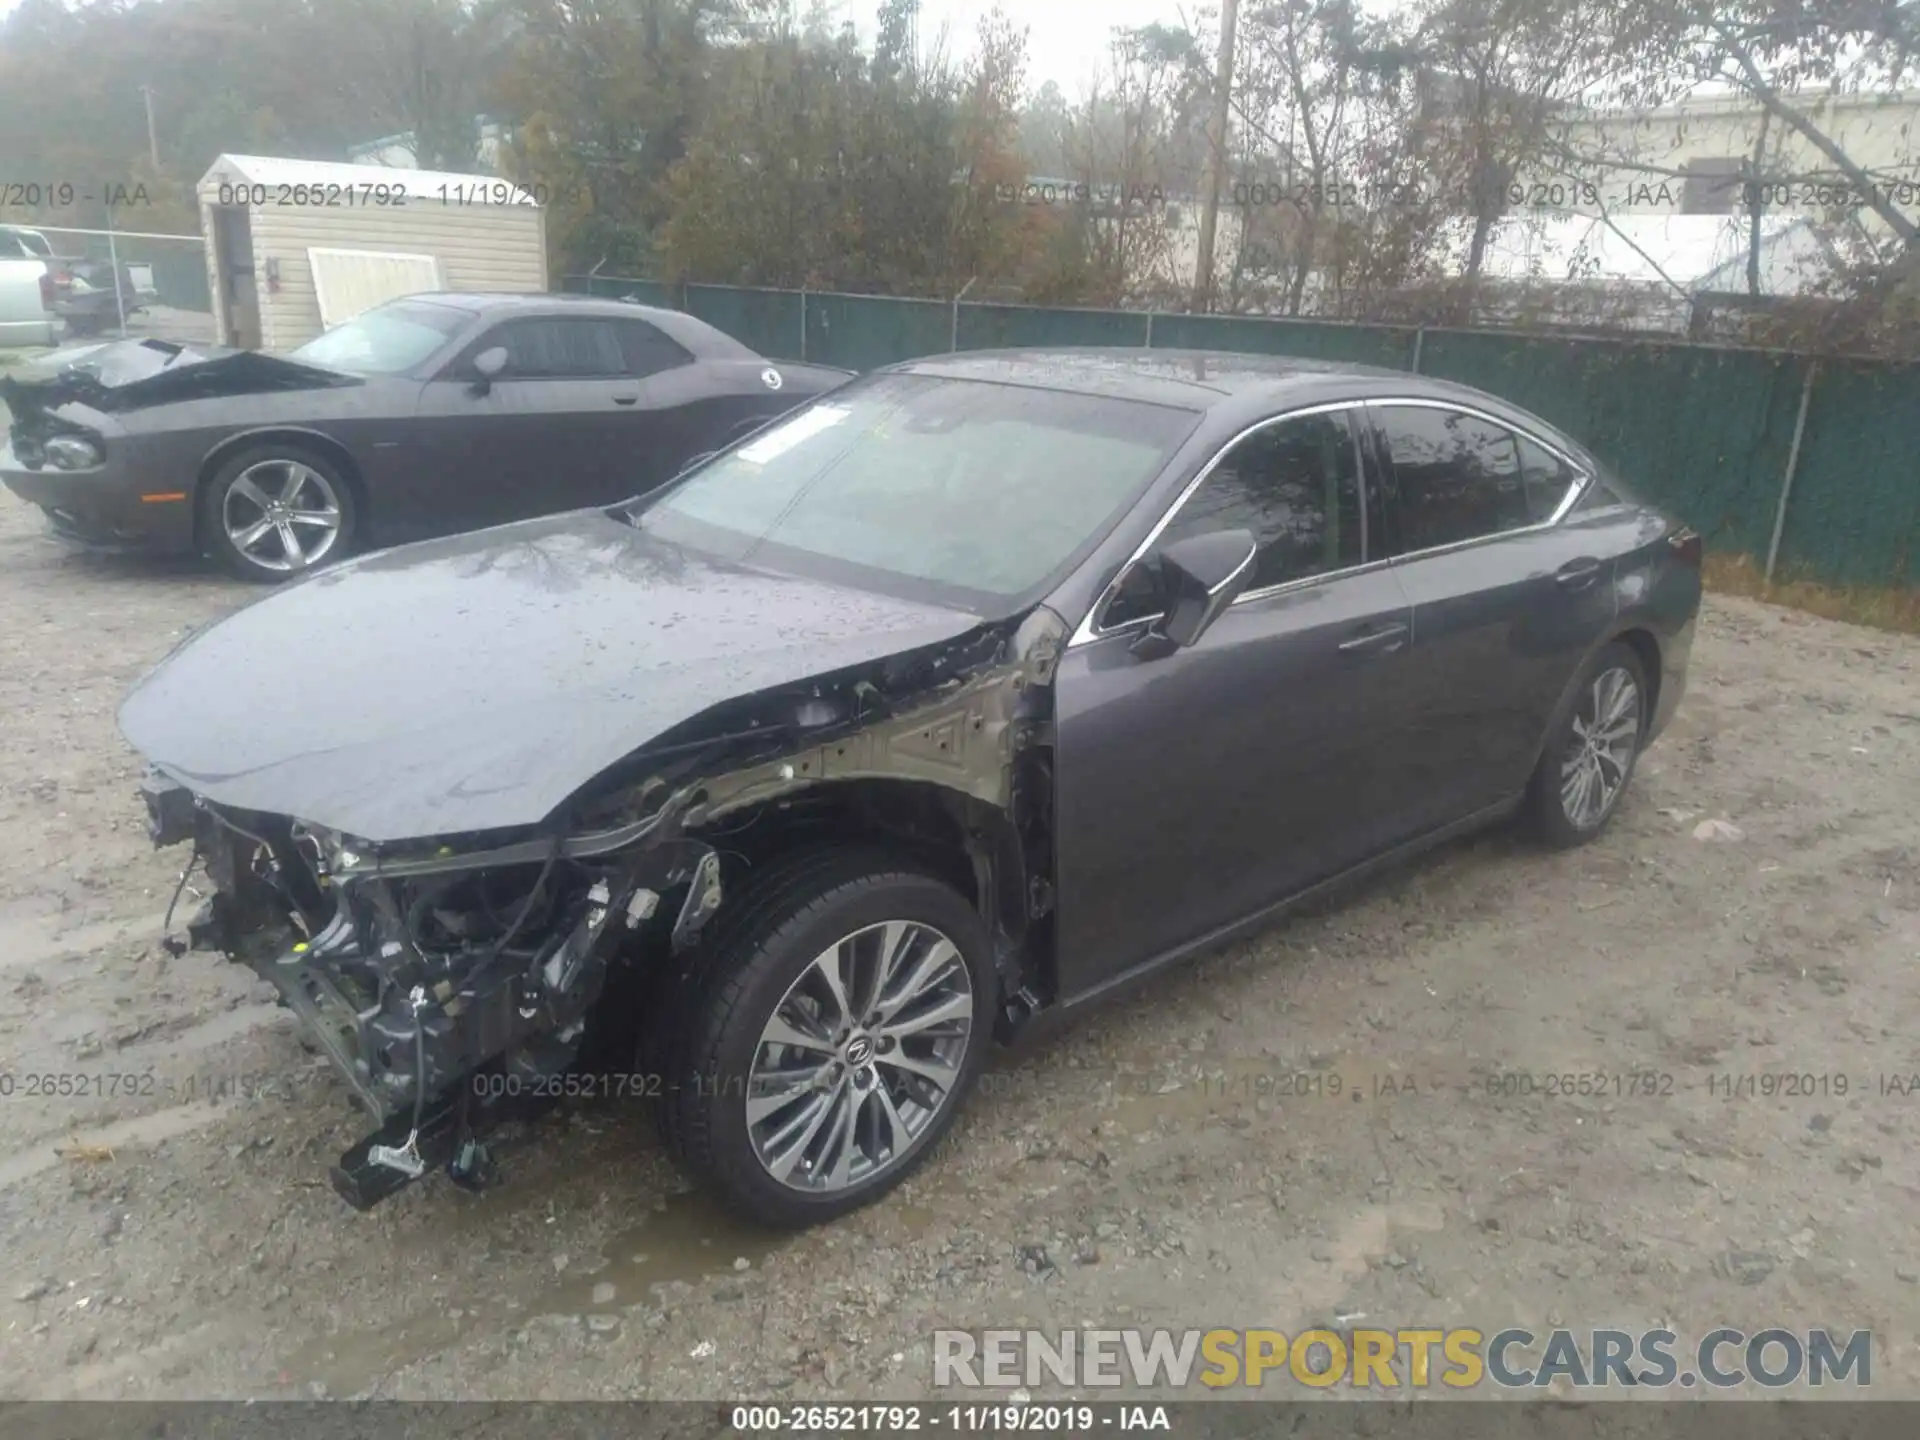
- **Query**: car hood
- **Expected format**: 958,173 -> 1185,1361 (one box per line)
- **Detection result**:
0,338 -> 354,420
118,511 -> 987,842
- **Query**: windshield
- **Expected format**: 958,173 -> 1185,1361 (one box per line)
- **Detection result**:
288,299 -> 471,375
636,372 -> 1197,612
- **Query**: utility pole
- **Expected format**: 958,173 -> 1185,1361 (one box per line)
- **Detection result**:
1192,0 -> 1240,313
140,84 -> 160,172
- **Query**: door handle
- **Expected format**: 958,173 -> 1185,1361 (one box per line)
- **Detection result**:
1555,557 -> 1604,590
1338,622 -> 1409,655
612,393 -> 640,405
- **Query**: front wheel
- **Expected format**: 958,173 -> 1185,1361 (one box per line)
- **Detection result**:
658,851 -> 995,1228
1525,641 -> 1649,847
201,445 -> 356,583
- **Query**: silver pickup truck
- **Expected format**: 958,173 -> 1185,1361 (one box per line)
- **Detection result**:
1,226 -> 59,347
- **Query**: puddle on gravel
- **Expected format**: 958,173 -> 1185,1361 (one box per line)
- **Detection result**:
545,1188 -> 789,1313
278,1185 -> 795,1397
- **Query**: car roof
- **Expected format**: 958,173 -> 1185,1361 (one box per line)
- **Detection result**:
401,291 -> 656,316
883,346 -> 1591,456
886,347 -> 1409,407
389,292 -> 757,359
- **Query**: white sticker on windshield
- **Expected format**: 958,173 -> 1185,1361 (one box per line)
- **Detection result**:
737,404 -> 850,465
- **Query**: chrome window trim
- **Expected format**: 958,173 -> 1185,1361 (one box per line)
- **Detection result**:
1066,393 -> 1600,651
1206,533 -> 1260,598
1361,398 -> 1594,563
1068,399 -> 1375,649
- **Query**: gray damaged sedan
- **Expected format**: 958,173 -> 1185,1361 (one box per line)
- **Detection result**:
0,292 -> 848,582
121,349 -> 1701,1227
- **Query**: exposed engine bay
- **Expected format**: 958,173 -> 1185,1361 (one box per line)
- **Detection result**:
140,608 -> 1064,1208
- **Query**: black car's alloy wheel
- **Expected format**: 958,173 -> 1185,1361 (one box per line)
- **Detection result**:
202,444 -> 356,583
655,849 -> 994,1228
1527,641 -> 1648,847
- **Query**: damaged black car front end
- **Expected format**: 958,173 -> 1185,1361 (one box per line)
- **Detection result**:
125,507 -> 1073,1212
119,363 -> 1201,1223
144,772 -> 733,1206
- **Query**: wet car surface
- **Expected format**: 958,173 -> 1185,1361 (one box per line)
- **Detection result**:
115,349 -> 1701,1227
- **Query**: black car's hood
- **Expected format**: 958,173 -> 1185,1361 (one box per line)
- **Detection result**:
0,338 -> 354,419
118,512 -> 987,842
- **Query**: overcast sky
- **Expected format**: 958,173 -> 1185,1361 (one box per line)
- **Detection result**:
856,0 -> 1203,95
0,0 -> 1212,97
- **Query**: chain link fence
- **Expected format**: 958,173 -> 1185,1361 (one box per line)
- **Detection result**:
26,223 -> 214,345
566,272 -> 1920,592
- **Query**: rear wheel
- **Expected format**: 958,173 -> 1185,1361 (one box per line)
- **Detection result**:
202,444 -> 356,583
1525,642 -> 1648,847
656,850 -> 994,1228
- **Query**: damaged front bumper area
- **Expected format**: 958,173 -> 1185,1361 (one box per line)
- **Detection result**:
134,605 -> 1065,1211
142,774 -> 723,1210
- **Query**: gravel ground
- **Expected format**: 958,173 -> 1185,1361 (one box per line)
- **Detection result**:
0,485 -> 1916,1402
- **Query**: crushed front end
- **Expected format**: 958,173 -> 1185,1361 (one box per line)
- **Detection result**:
130,603 -> 1062,1212
141,774 -> 721,1209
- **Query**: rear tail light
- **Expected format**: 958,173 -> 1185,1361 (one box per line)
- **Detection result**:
1668,527 -> 1702,568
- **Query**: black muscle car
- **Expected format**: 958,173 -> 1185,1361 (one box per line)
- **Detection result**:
0,292 -> 850,581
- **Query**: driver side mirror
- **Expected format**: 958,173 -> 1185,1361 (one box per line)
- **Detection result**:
468,346 -> 508,396
1128,529 -> 1258,662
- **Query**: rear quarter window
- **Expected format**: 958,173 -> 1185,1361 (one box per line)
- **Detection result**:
1573,464 -> 1636,512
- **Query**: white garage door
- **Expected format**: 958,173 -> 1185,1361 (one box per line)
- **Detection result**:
307,247 -> 443,328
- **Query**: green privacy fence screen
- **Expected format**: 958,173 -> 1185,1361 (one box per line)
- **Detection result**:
563,275 -> 1920,589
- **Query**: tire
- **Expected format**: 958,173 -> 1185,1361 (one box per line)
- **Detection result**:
655,848 -> 995,1229
201,443 -> 357,583
1525,641 -> 1649,848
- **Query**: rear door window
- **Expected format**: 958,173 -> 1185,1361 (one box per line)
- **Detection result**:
1517,435 -> 1584,522
1373,405 -> 1530,554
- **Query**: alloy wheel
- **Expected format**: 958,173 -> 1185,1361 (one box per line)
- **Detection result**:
746,919 -> 974,1193
222,459 -> 343,573
1560,665 -> 1641,830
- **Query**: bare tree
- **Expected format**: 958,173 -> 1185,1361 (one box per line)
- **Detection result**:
1405,0 -> 1621,280
1613,2 -> 1920,260
1226,1 -> 1459,317
1052,24 -> 1210,306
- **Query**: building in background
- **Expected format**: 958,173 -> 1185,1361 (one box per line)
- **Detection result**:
198,153 -> 545,351
1522,91 -> 1920,231
347,119 -> 510,172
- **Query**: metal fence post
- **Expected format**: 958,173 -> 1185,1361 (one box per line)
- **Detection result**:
799,288 -> 808,362
952,276 -> 977,352
106,202 -> 128,337
1764,361 -> 1818,586
1409,326 -> 1425,374
1144,311 -> 1155,348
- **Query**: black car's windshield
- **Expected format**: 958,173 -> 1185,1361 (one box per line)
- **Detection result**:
636,372 -> 1197,612
288,299 -> 471,375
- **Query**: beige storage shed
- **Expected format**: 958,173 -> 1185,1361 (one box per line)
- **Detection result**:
196,154 -> 547,352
